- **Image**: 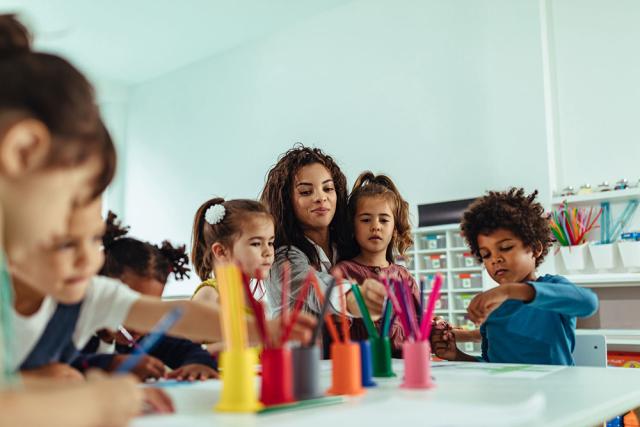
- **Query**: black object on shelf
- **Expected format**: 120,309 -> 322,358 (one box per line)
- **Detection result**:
417,198 -> 477,227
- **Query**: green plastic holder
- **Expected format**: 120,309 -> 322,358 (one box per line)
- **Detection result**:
370,336 -> 395,377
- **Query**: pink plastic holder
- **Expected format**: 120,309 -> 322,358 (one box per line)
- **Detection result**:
401,341 -> 434,389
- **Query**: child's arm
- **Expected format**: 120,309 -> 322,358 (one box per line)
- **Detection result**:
20,363 -> 84,383
430,324 -> 478,362
124,296 -> 316,346
1,374 -> 143,427
467,279 -> 598,324
524,277 -> 599,317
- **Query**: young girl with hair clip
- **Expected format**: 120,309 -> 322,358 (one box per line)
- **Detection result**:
0,14 -> 143,427
260,146 -> 388,350
191,198 -> 273,312
76,212 -> 219,382
333,171 -> 420,355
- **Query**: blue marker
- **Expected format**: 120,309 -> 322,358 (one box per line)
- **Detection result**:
116,306 -> 185,373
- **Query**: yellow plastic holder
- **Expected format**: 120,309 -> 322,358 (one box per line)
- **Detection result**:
215,348 -> 264,413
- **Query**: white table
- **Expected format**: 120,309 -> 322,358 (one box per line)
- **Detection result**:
132,360 -> 640,427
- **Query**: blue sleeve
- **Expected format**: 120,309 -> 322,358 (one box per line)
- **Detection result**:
150,336 -> 217,370
526,275 -> 598,318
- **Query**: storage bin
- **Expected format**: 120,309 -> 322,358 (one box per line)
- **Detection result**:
422,274 -> 448,291
424,254 -> 447,270
588,242 -> 617,270
421,234 -> 446,250
453,293 -> 475,311
618,240 -> 640,270
559,244 -> 588,272
452,273 -> 482,290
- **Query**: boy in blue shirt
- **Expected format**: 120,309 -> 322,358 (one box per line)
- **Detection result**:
431,188 -> 598,365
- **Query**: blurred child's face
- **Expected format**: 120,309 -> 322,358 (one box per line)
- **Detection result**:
477,228 -> 540,284
2,156 -> 101,261
119,270 -> 164,298
354,196 -> 395,258
11,198 -> 105,304
226,215 -> 275,279
292,163 -> 337,232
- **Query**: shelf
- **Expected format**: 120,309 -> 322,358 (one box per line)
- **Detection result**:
450,266 -> 483,272
414,248 -> 447,255
566,273 -> 640,287
576,329 -> 640,346
413,224 -> 461,233
451,309 -> 468,314
416,269 -> 448,274
451,288 -> 484,293
434,309 -> 448,314
552,187 -> 640,207
449,246 -> 471,252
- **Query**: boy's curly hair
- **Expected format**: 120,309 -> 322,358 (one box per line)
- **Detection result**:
460,188 -> 551,267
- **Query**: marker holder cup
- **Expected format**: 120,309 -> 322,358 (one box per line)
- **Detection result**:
401,341 -> 434,390
359,340 -> 376,387
215,348 -> 263,412
370,336 -> 395,377
327,342 -> 365,396
260,347 -> 294,406
292,345 -> 323,401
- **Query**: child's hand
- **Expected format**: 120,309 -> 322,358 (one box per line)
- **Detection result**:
21,363 -> 84,383
166,363 -> 219,381
86,371 -> 144,426
467,286 -> 510,325
112,354 -> 166,381
430,326 -> 458,361
267,312 -> 317,346
141,387 -> 175,414
356,278 -> 387,319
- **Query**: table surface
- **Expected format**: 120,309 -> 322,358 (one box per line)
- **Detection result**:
132,360 -> 640,427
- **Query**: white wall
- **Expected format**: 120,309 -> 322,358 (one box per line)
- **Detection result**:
122,0 -> 552,295
550,0 -> 640,189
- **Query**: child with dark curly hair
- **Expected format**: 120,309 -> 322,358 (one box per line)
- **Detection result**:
431,188 -> 598,365
333,172 -> 419,355
76,212 -> 219,382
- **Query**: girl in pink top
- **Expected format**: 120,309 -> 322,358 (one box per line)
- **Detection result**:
333,172 -> 419,356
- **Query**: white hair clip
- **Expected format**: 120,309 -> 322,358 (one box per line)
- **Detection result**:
205,204 -> 226,225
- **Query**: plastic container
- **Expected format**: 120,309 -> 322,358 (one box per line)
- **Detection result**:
453,293 -> 475,311
455,252 -> 479,268
452,273 -> 482,289
451,232 -> 465,248
358,340 -> 376,387
431,294 -> 449,310
423,274 -> 448,291
327,342 -> 365,396
401,341 -> 434,389
422,234 -> 446,250
424,254 -> 447,270
292,346 -> 323,401
370,336 -> 394,377
559,244 -> 589,272
588,242 -> 618,271
618,240 -> 640,270
216,348 -> 263,413
260,347 -> 294,406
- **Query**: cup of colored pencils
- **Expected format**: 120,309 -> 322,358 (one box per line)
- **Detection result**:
215,264 -> 263,413
384,274 -> 442,389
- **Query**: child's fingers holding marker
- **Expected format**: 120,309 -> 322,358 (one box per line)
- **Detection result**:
286,312 -> 317,345
86,371 -> 144,426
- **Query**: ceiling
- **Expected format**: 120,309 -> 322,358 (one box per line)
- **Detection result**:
0,0 -> 350,84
